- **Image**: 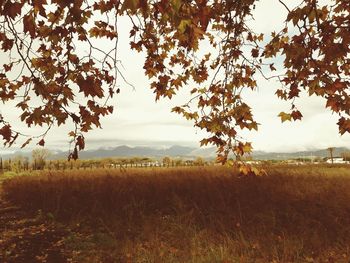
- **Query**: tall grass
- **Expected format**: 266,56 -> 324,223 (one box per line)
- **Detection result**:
2,165 -> 350,262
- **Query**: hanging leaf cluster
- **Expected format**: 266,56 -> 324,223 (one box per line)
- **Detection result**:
0,0 -> 349,167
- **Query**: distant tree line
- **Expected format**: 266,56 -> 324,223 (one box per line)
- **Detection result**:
0,149 -> 210,174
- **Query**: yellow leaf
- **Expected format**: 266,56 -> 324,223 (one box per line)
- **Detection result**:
226,159 -> 234,167
178,19 -> 191,34
243,142 -> 252,153
171,0 -> 182,11
278,112 -> 292,122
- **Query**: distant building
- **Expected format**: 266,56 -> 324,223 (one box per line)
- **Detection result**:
326,157 -> 349,164
245,161 -> 261,165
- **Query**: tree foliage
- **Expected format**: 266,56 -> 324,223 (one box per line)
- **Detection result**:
0,0 -> 349,167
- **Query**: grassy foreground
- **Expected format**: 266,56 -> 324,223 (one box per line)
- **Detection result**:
1,165 -> 350,262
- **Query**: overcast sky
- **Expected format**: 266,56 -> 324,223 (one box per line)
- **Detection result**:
2,0 -> 350,154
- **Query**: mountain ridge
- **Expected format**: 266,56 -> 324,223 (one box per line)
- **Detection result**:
1,145 -> 349,160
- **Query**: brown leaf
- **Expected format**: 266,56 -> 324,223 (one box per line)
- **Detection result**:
77,75 -> 103,98
76,135 -> 85,150
291,110 -> 303,121
0,125 -> 12,142
4,1 -> 23,19
251,48 -> 259,58
34,0 -> 47,17
37,138 -> 45,146
23,14 -> 36,38
337,117 -> 350,135
121,0 -> 140,13
2,38 -> 14,52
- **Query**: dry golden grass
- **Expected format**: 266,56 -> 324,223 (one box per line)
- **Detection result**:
2,165 -> 350,262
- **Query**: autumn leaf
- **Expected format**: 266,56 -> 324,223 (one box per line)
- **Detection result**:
3,1 -> 23,19
76,135 -> 85,150
275,89 -> 287,100
77,75 -> 103,98
236,163 -> 266,177
291,110 -> 303,121
2,39 -> 14,52
216,154 -> 227,165
251,48 -> 259,58
37,138 -> 45,146
243,142 -> 253,153
33,0 -> 47,17
239,164 -> 251,176
199,6 -> 211,30
337,117 -> 350,135
178,19 -> 191,34
107,106 -> 113,113
278,112 -> 292,122
0,124 -> 12,142
121,0 -> 140,13
23,13 -> 36,38
326,97 -> 340,112
3,63 -> 13,72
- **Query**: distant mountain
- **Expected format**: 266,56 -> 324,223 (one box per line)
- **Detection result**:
52,146 -> 350,160
166,145 -> 195,156
252,147 -> 349,160
0,151 -> 32,160
189,147 -> 216,158
0,149 -> 66,161
51,145 -> 197,160
1,146 -> 349,161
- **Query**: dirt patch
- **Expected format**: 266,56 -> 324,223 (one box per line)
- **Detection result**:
0,194 -> 69,263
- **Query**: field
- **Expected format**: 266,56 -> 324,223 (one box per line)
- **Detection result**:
1,165 -> 350,263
